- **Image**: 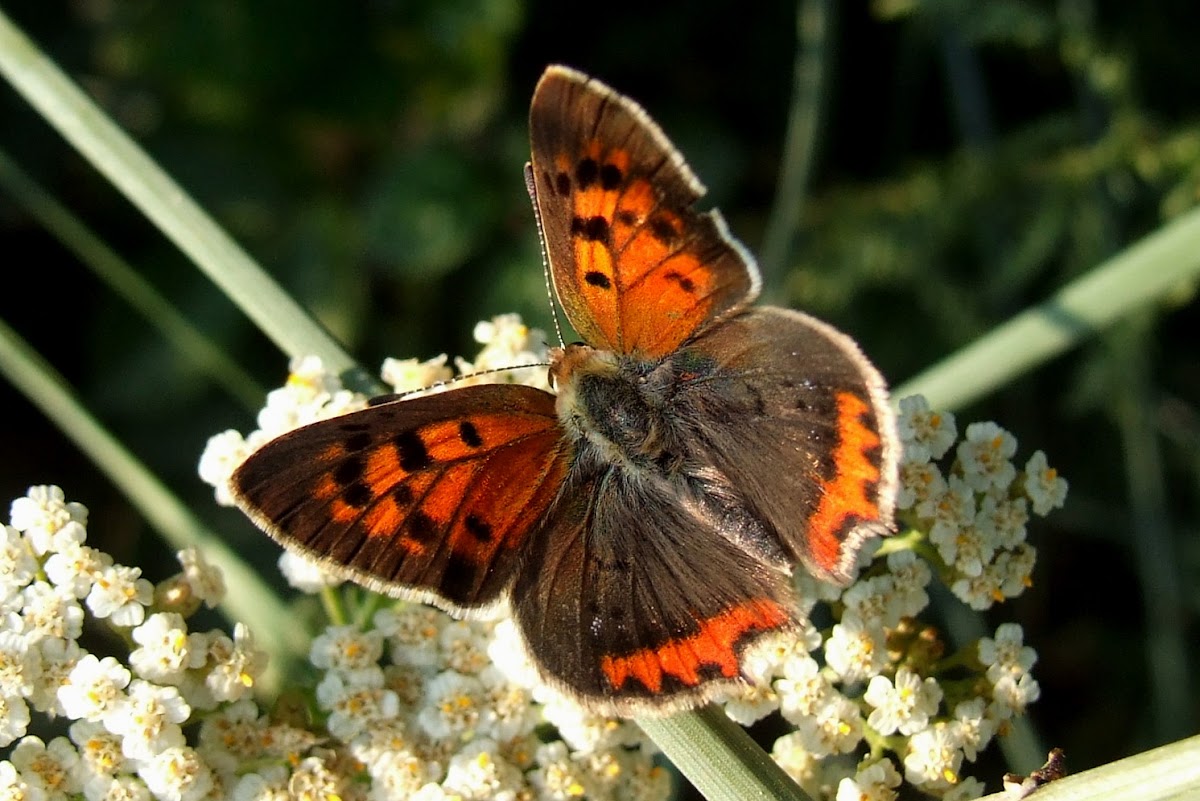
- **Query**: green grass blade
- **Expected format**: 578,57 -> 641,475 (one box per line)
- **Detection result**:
0,9 -> 359,383
640,705 -> 813,801
0,148 -> 265,410
896,205 -> 1200,410
1109,322 -> 1191,742
0,316 -> 307,691
976,734 -> 1200,801
759,0 -> 835,292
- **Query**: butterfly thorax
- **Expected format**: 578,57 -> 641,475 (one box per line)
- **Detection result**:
550,342 -> 686,474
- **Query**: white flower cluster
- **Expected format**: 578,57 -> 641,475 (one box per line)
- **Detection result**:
191,318 -> 1064,801
286,609 -> 668,801
381,313 -> 550,396
199,354 -> 368,506
0,485 -> 273,801
0,483 -> 665,801
731,394 -> 1057,800
727,555 -> 1014,800
453,314 -> 551,388
896,396 -> 1065,610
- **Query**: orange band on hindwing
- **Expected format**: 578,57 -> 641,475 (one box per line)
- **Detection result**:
599,599 -> 790,693
808,391 -> 883,572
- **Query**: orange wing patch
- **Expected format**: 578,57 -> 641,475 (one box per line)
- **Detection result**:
561,147 -> 725,355
333,411 -> 569,594
807,391 -> 885,573
360,491 -> 420,555
444,435 -> 568,566
622,247 -> 717,354
529,66 -> 760,358
599,599 -> 790,694
341,411 -> 559,536
559,144 -> 627,349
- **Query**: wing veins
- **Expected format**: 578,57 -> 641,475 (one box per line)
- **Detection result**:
444,433 -> 564,575
541,487 -> 595,657
588,93 -> 611,142
620,222 -> 726,295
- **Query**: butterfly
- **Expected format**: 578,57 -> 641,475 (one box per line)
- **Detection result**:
232,65 -> 900,717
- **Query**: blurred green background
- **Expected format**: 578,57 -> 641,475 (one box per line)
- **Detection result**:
1,0 -> 1197,792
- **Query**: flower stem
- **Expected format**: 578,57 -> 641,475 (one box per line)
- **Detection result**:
638,704 -> 814,801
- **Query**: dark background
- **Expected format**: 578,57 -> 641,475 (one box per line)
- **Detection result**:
2,0 -> 1197,794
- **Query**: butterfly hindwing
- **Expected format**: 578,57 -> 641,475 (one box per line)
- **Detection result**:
678,307 -> 900,584
513,463 -> 797,715
529,65 -> 760,358
232,384 -> 568,613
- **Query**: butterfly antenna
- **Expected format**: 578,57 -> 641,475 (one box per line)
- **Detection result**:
369,363 -> 551,406
456,363 -> 550,383
525,163 -> 566,348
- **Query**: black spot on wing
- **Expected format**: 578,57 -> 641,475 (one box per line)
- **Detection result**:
394,430 -> 431,472
333,457 -> 364,486
464,513 -> 493,543
407,510 -> 438,542
576,158 -> 599,189
664,270 -> 695,294
458,421 -> 483,448
599,163 -> 623,190
572,215 -> 610,244
555,171 -> 571,196
649,215 -> 681,246
585,271 -> 612,289
342,482 -> 371,509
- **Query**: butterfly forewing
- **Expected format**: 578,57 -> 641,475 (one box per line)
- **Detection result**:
529,65 -> 760,357
232,384 -> 568,612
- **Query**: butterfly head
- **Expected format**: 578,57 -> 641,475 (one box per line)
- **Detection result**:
550,342 -> 690,477
548,343 -> 617,440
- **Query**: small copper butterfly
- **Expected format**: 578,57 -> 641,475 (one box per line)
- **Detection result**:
232,65 -> 900,716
